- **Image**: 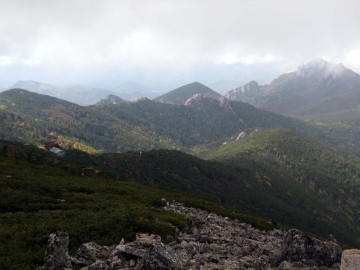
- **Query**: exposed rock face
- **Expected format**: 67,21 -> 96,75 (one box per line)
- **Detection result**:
39,202 -> 342,269
224,80 -> 264,105
275,229 -> 341,268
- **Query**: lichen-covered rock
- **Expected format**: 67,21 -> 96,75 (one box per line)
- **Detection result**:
43,231 -> 72,270
76,242 -> 114,264
275,229 -> 342,267
143,241 -> 183,269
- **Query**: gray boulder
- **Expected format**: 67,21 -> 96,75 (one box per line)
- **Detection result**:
43,231 -> 72,270
275,229 -> 341,267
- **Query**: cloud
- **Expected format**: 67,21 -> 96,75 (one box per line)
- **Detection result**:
0,0 -> 359,87
344,49 -> 360,72
0,55 -> 14,66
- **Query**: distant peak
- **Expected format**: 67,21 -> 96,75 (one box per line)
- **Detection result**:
155,81 -> 220,105
229,80 -> 261,94
297,59 -> 346,79
184,81 -> 206,87
191,81 -> 202,85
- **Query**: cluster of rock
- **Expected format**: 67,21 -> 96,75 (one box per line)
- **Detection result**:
39,202 -> 343,269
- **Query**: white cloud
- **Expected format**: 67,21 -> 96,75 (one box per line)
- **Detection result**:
344,49 -> 360,72
218,53 -> 283,66
0,55 -> 14,66
0,0 -> 359,86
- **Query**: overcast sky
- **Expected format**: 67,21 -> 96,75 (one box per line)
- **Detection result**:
0,0 -> 359,92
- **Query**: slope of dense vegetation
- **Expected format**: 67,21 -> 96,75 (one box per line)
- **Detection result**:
0,148 -> 274,269
2,140 -> 360,249
3,88 -> 360,158
203,128 -> 360,245
0,88 -> 323,152
0,89 -> 161,152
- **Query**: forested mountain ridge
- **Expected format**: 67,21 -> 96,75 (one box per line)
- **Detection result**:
202,128 -> 360,245
2,87 -> 360,158
0,88 -> 314,152
0,89 -> 159,151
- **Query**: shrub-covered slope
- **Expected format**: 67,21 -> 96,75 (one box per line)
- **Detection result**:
2,139 -> 359,248
0,88 -> 310,151
0,146 -> 274,269
202,128 -> 360,246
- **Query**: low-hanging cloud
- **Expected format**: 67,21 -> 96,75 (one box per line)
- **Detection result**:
0,0 -> 359,88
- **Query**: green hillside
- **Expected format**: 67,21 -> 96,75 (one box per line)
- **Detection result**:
94,95 -> 336,151
2,139 -> 360,248
0,145 -> 274,269
0,88 -> 312,151
202,128 -> 360,245
3,88 -> 360,158
0,89 -> 161,151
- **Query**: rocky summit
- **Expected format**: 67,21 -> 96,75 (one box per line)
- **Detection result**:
39,202 -> 342,270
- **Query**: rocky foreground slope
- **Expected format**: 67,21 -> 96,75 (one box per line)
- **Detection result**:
39,202 -> 342,269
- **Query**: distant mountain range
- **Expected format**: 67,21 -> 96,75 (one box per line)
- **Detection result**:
4,80 -> 159,105
224,59 -> 360,120
9,80 -> 114,106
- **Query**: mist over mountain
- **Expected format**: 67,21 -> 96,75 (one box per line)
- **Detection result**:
4,80 -> 160,106
11,80 -> 59,96
2,1 -> 360,268
225,60 -> 360,120
111,81 -> 160,100
208,80 -> 245,94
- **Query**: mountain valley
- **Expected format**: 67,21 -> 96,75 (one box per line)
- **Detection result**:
2,60 -> 360,268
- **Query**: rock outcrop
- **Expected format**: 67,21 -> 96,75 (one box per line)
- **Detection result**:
43,231 -> 72,270
39,202 -> 342,269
